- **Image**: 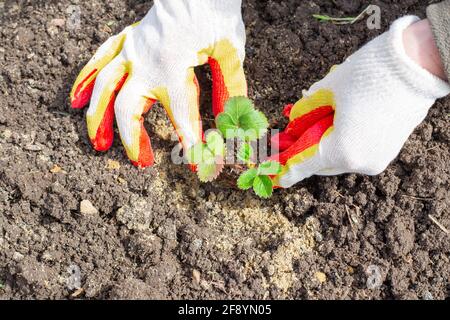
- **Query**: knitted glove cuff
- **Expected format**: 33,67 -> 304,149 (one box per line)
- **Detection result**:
427,0 -> 450,81
387,16 -> 450,99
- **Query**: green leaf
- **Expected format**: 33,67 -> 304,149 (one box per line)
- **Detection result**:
224,96 -> 254,123
253,175 -> 274,198
202,148 -> 217,164
206,131 -> 225,157
188,133 -> 226,183
235,128 -> 251,141
237,168 -> 258,190
197,159 -> 224,183
216,97 -> 269,142
313,14 -> 330,21
237,143 -> 253,163
216,113 -> 239,139
257,161 -> 282,176
187,142 -> 207,165
239,110 -> 269,141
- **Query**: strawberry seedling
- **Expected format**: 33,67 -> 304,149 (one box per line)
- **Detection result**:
237,161 -> 282,198
187,131 -> 226,183
187,96 -> 281,198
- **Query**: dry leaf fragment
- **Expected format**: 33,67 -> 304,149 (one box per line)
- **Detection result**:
315,271 -> 327,284
107,159 -> 121,170
50,165 -> 63,174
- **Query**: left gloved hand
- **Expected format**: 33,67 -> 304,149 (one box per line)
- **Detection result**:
269,16 -> 450,188
71,0 -> 247,167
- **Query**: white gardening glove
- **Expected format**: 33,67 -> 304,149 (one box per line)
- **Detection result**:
270,16 -> 450,188
71,0 -> 247,167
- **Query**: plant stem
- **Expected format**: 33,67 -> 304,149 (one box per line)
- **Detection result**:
313,5 -> 372,25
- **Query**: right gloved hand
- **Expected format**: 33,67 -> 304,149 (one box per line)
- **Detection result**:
270,16 -> 450,189
71,0 -> 247,168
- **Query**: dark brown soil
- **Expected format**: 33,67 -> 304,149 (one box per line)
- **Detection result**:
1,0 -> 449,300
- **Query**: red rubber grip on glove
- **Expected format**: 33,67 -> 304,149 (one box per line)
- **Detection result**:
209,57 -> 230,116
91,73 -> 129,152
271,115 -> 334,165
71,69 -> 98,110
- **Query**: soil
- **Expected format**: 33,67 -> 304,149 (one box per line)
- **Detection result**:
0,0 -> 449,300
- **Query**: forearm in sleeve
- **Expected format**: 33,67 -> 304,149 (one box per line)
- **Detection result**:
427,0 -> 450,80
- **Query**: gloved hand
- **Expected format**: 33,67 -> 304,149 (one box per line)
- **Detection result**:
270,16 -> 450,188
71,0 -> 247,167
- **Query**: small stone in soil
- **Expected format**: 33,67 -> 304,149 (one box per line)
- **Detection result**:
13,252 -> 24,262
80,200 -> 98,215
422,291 -> 434,300
315,271 -> 327,284
192,269 -> 201,285
24,144 -> 43,151
50,19 -> 66,27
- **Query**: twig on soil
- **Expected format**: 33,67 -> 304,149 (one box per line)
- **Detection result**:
337,192 -> 362,212
70,287 -> 85,298
337,190 -> 362,237
51,111 -> 71,117
313,5 -> 372,25
345,205 -> 359,237
401,194 -> 435,201
428,215 -> 449,235
210,280 -> 228,294
425,145 -> 440,152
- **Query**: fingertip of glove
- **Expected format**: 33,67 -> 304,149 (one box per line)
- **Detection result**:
271,132 -> 297,153
71,97 -> 87,110
131,158 -> 154,169
70,74 -> 96,109
131,149 -> 155,168
91,137 -> 113,153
